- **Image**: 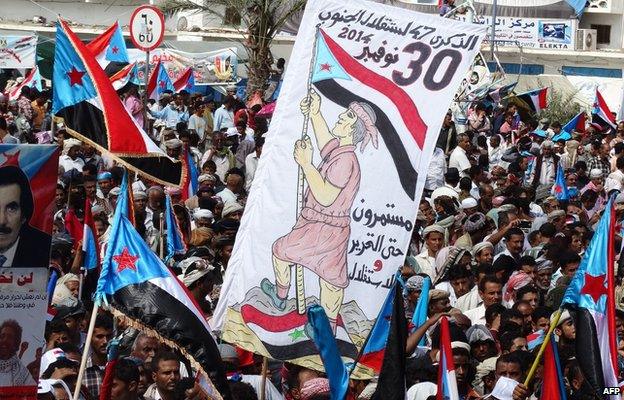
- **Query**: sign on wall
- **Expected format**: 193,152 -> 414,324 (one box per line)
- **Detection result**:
0,36 -> 37,69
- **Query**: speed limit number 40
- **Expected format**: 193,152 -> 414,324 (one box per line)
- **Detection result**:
130,5 -> 165,51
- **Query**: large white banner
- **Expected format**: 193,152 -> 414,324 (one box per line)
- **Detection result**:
0,36 -> 37,69
214,0 -> 485,371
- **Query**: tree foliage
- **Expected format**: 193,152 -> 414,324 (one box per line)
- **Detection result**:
161,0 -> 306,96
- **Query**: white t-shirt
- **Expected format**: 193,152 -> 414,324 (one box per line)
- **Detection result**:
188,114 -> 207,140
449,146 -> 471,176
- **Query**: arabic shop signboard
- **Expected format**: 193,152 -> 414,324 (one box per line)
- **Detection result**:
456,16 -> 576,50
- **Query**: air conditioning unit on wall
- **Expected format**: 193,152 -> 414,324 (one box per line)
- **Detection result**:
576,29 -> 597,51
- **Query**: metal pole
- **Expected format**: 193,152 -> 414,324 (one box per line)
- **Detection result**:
144,50 -> 150,130
490,0 -> 498,61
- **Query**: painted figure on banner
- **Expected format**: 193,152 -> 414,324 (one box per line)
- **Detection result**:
262,89 -> 379,334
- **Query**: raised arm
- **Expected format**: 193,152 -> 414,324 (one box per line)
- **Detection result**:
294,136 -> 340,206
301,89 -> 333,151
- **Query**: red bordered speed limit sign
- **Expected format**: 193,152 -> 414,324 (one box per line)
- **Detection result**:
130,5 -> 165,51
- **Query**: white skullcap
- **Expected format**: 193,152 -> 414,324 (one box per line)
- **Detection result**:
132,190 -> 147,200
222,201 -> 243,218
198,174 -> 216,184
589,168 -> 604,179
108,187 -> 121,197
422,224 -> 444,237
62,138 -> 82,154
460,197 -> 478,209
551,309 -> 571,327
164,138 -> 183,149
472,241 -> 493,256
540,140 -> 554,149
193,208 -> 214,220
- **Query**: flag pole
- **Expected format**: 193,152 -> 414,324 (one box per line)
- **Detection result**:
72,303 -> 100,400
294,25 -> 321,315
259,357 -> 268,400
523,308 -> 562,386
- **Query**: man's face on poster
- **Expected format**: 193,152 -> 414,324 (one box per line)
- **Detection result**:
0,325 -> 19,360
0,183 -> 24,252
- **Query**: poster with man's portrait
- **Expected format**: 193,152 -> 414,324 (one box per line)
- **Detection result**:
0,145 -> 59,268
0,267 -> 48,398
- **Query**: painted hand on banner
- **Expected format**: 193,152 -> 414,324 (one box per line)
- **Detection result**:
294,136 -> 313,167
300,89 -> 321,116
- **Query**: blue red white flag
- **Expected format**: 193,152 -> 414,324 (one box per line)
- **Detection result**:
173,67 -> 196,93
515,87 -> 548,114
526,329 -> 545,351
562,198 -> 619,398
147,60 -> 174,100
165,194 -> 186,262
110,62 -> 141,91
86,21 -> 129,68
52,20 -> 182,187
436,316 -> 459,400
592,89 -> 617,129
551,164 -> 570,201
411,276 -> 431,347
8,66 -> 42,101
357,283 -> 396,372
82,197 -> 100,272
95,170 -> 228,399
561,111 -> 586,135
540,334 -> 567,400
181,146 -> 199,201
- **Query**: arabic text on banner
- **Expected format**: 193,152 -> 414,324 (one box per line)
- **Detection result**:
0,268 -> 48,397
213,0 -> 486,373
0,36 -> 37,69
127,47 -> 237,84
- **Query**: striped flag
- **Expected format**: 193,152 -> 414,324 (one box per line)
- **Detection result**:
562,111 -> 586,134
592,89 -> 617,129
357,283 -> 397,372
436,316 -> 459,400
95,170 -> 229,398
181,146 -> 199,201
110,62 -> 141,91
526,329 -> 545,351
173,67 -> 196,93
52,20 -> 182,187
7,66 -> 42,101
486,82 -> 517,103
411,276 -> 431,347
86,21 -> 129,68
552,164 -> 570,201
562,198 -> 619,398
540,334 -> 567,399
82,197 -> 100,272
515,87 -> 548,114
147,60 -> 174,100
165,194 -> 186,262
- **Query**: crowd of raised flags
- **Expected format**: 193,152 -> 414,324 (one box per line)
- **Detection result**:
2,7 -> 624,400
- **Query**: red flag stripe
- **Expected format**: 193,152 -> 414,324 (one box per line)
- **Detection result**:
174,67 -> 193,92
86,22 -> 119,57
147,60 -> 162,99
320,30 -> 427,149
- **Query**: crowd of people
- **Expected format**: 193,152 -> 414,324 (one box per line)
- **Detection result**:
1,64 -> 623,400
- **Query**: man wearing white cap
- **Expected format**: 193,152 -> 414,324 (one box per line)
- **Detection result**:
164,138 -> 183,159
179,257 -> 218,317
460,197 -> 478,217
529,140 -> 558,189
192,209 -> 214,229
59,138 -> 85,173
414,225 -> 445,280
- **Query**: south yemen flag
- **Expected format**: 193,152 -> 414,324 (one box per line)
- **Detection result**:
562,198 -> 619,398
95,171 -> 229,399
540,334 -> 567,400
86,21 -> 129,68
310,29 -> 426,200
593,89 -> 617,129
52,20 -> 183,187
515,87 -> 548,114
436,316 -> 459,400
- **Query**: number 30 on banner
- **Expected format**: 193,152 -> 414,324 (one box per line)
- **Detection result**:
392,42 -> 462,91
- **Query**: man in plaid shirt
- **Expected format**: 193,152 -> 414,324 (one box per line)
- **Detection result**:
587,141 -> 611,178
82,314 -> 113,399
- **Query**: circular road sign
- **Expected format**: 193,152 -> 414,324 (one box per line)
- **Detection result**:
130,5 -> 165,52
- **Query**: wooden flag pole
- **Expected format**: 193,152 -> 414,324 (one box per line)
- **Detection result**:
159,212 -> 165,260
523,308 -> 562,387
259,357 -> 269,400
72,303 -> 100,400
294,25 -> 320,315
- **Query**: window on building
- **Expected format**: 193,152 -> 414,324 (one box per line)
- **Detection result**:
590,24 -> 611,44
